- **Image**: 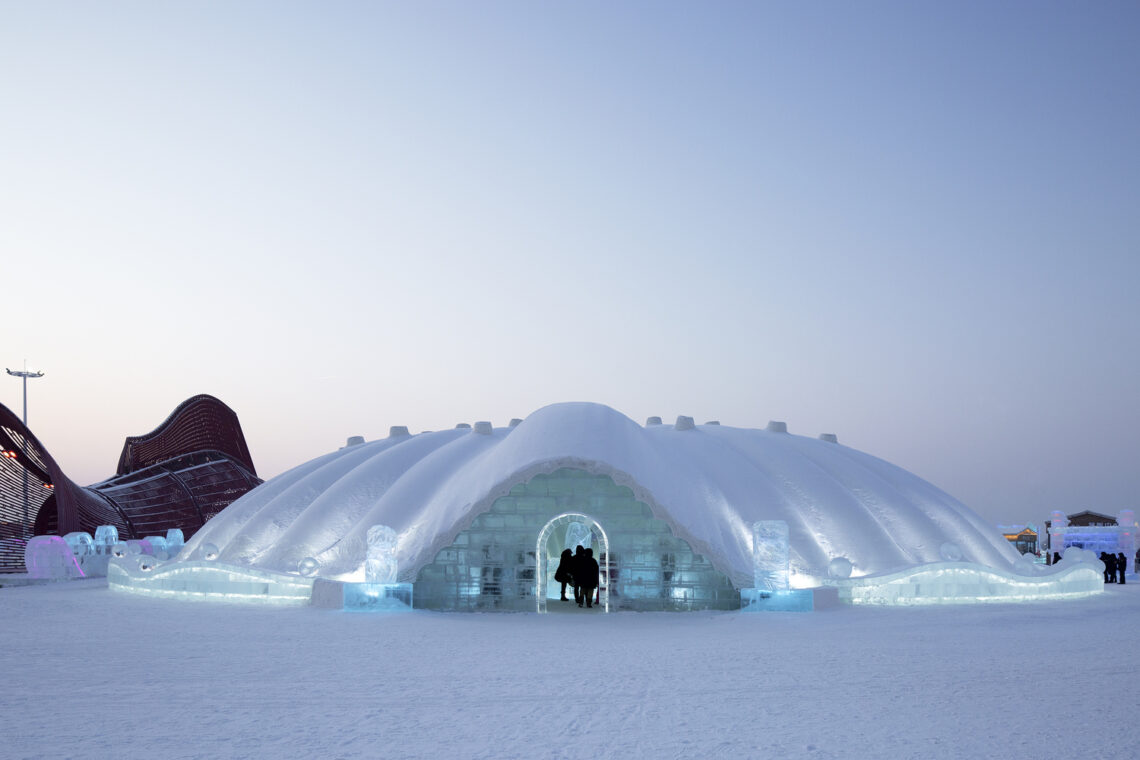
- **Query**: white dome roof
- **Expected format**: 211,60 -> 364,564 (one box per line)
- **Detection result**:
180,402 -> 1018,587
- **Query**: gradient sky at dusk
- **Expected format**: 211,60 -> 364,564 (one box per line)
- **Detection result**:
2,1 -> 1137,528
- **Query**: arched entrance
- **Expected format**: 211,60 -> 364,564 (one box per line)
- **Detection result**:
535,512 -> 609,613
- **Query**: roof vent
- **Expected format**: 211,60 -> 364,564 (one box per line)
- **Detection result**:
819,433 -> 838,443
705,420 -> 720,426
389,426 -> 410,437
455,423 -> 471,429
646,416 -> 662,426
766,421 -> 787,433
509,418 -> 523,427
345,435 -> 365,447
473,421 -> 493,435
675,415 -> 695,431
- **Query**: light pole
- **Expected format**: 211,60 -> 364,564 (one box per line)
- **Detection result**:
6,362 -> 45,537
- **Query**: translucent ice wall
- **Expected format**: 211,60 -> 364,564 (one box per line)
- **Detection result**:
24,536 -> 85,579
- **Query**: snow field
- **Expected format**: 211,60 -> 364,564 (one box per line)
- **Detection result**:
2,579 -> 1137,759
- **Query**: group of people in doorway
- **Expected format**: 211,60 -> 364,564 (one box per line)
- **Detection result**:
1099,551 -> 1130,584
554,545 -> 600,608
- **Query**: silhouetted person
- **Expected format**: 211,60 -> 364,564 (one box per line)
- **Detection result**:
554,548 -> 574,601
1105,552 -> 1118,584
578,547 -> 600,608
1101,552 -> 1111,583
1053,551 -> 1061,566
572,545 -> 586,605
1117,552 -> 1127,584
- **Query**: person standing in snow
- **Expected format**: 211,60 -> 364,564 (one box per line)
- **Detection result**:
578,547 -> 600,608
1117,552 -> 1127,584
554,548 -> 574,601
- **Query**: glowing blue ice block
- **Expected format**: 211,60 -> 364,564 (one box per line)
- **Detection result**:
342,582 -> 414,611
752,520 -> 789,591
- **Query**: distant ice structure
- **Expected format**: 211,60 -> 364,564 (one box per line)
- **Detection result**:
24,536 -> 85,580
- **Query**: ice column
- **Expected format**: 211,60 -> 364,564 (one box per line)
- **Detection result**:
753,521 -> 790,591
366,525 -> 398,583
1050,511 -> 1068,556
165,529 -> 185,557
1118,510 -> 1136,562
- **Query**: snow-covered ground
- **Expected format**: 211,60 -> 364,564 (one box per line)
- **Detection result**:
2,580 -> 1137,760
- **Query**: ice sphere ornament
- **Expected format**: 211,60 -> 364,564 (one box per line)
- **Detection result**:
828,557 -> 853,579
753,521 -> 790,591
365,525 -> 398,583
111,542 -> 127,558
202,543 -> 219,561
298,557 -> 320,576
940,542 -> 963,562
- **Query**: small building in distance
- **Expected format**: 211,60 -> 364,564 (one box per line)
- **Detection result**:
998,525 -> 1038,556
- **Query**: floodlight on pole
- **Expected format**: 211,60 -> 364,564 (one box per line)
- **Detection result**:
6,362 -> 45,537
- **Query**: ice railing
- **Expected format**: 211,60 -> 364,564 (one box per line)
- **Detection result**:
827,548 -> 1105,605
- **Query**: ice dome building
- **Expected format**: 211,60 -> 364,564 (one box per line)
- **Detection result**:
108,403 -> 1103,609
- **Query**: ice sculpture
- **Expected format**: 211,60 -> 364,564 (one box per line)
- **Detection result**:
63,532 -> 95,557
165,529 -> 185,557
111,542 -> 128,558
24,536 -> 85,579
753,521 -> 790,590
564,521 -> 592,552
94,526 -> 119,553
828,557 -> 853,579
298,556 -> 319,576
365,525 -> 398,583
202,543 -> 219,560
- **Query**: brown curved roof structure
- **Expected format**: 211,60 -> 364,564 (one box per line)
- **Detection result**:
116,394 -> 257,477
1,394 -> 261,573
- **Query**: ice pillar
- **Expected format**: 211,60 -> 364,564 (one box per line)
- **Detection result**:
753,520 -> 790,591
1118,510 -> 1136,561
1050,511 -> 1068,556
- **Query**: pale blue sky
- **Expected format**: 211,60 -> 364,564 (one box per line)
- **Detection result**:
2,1 -> 1137,527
